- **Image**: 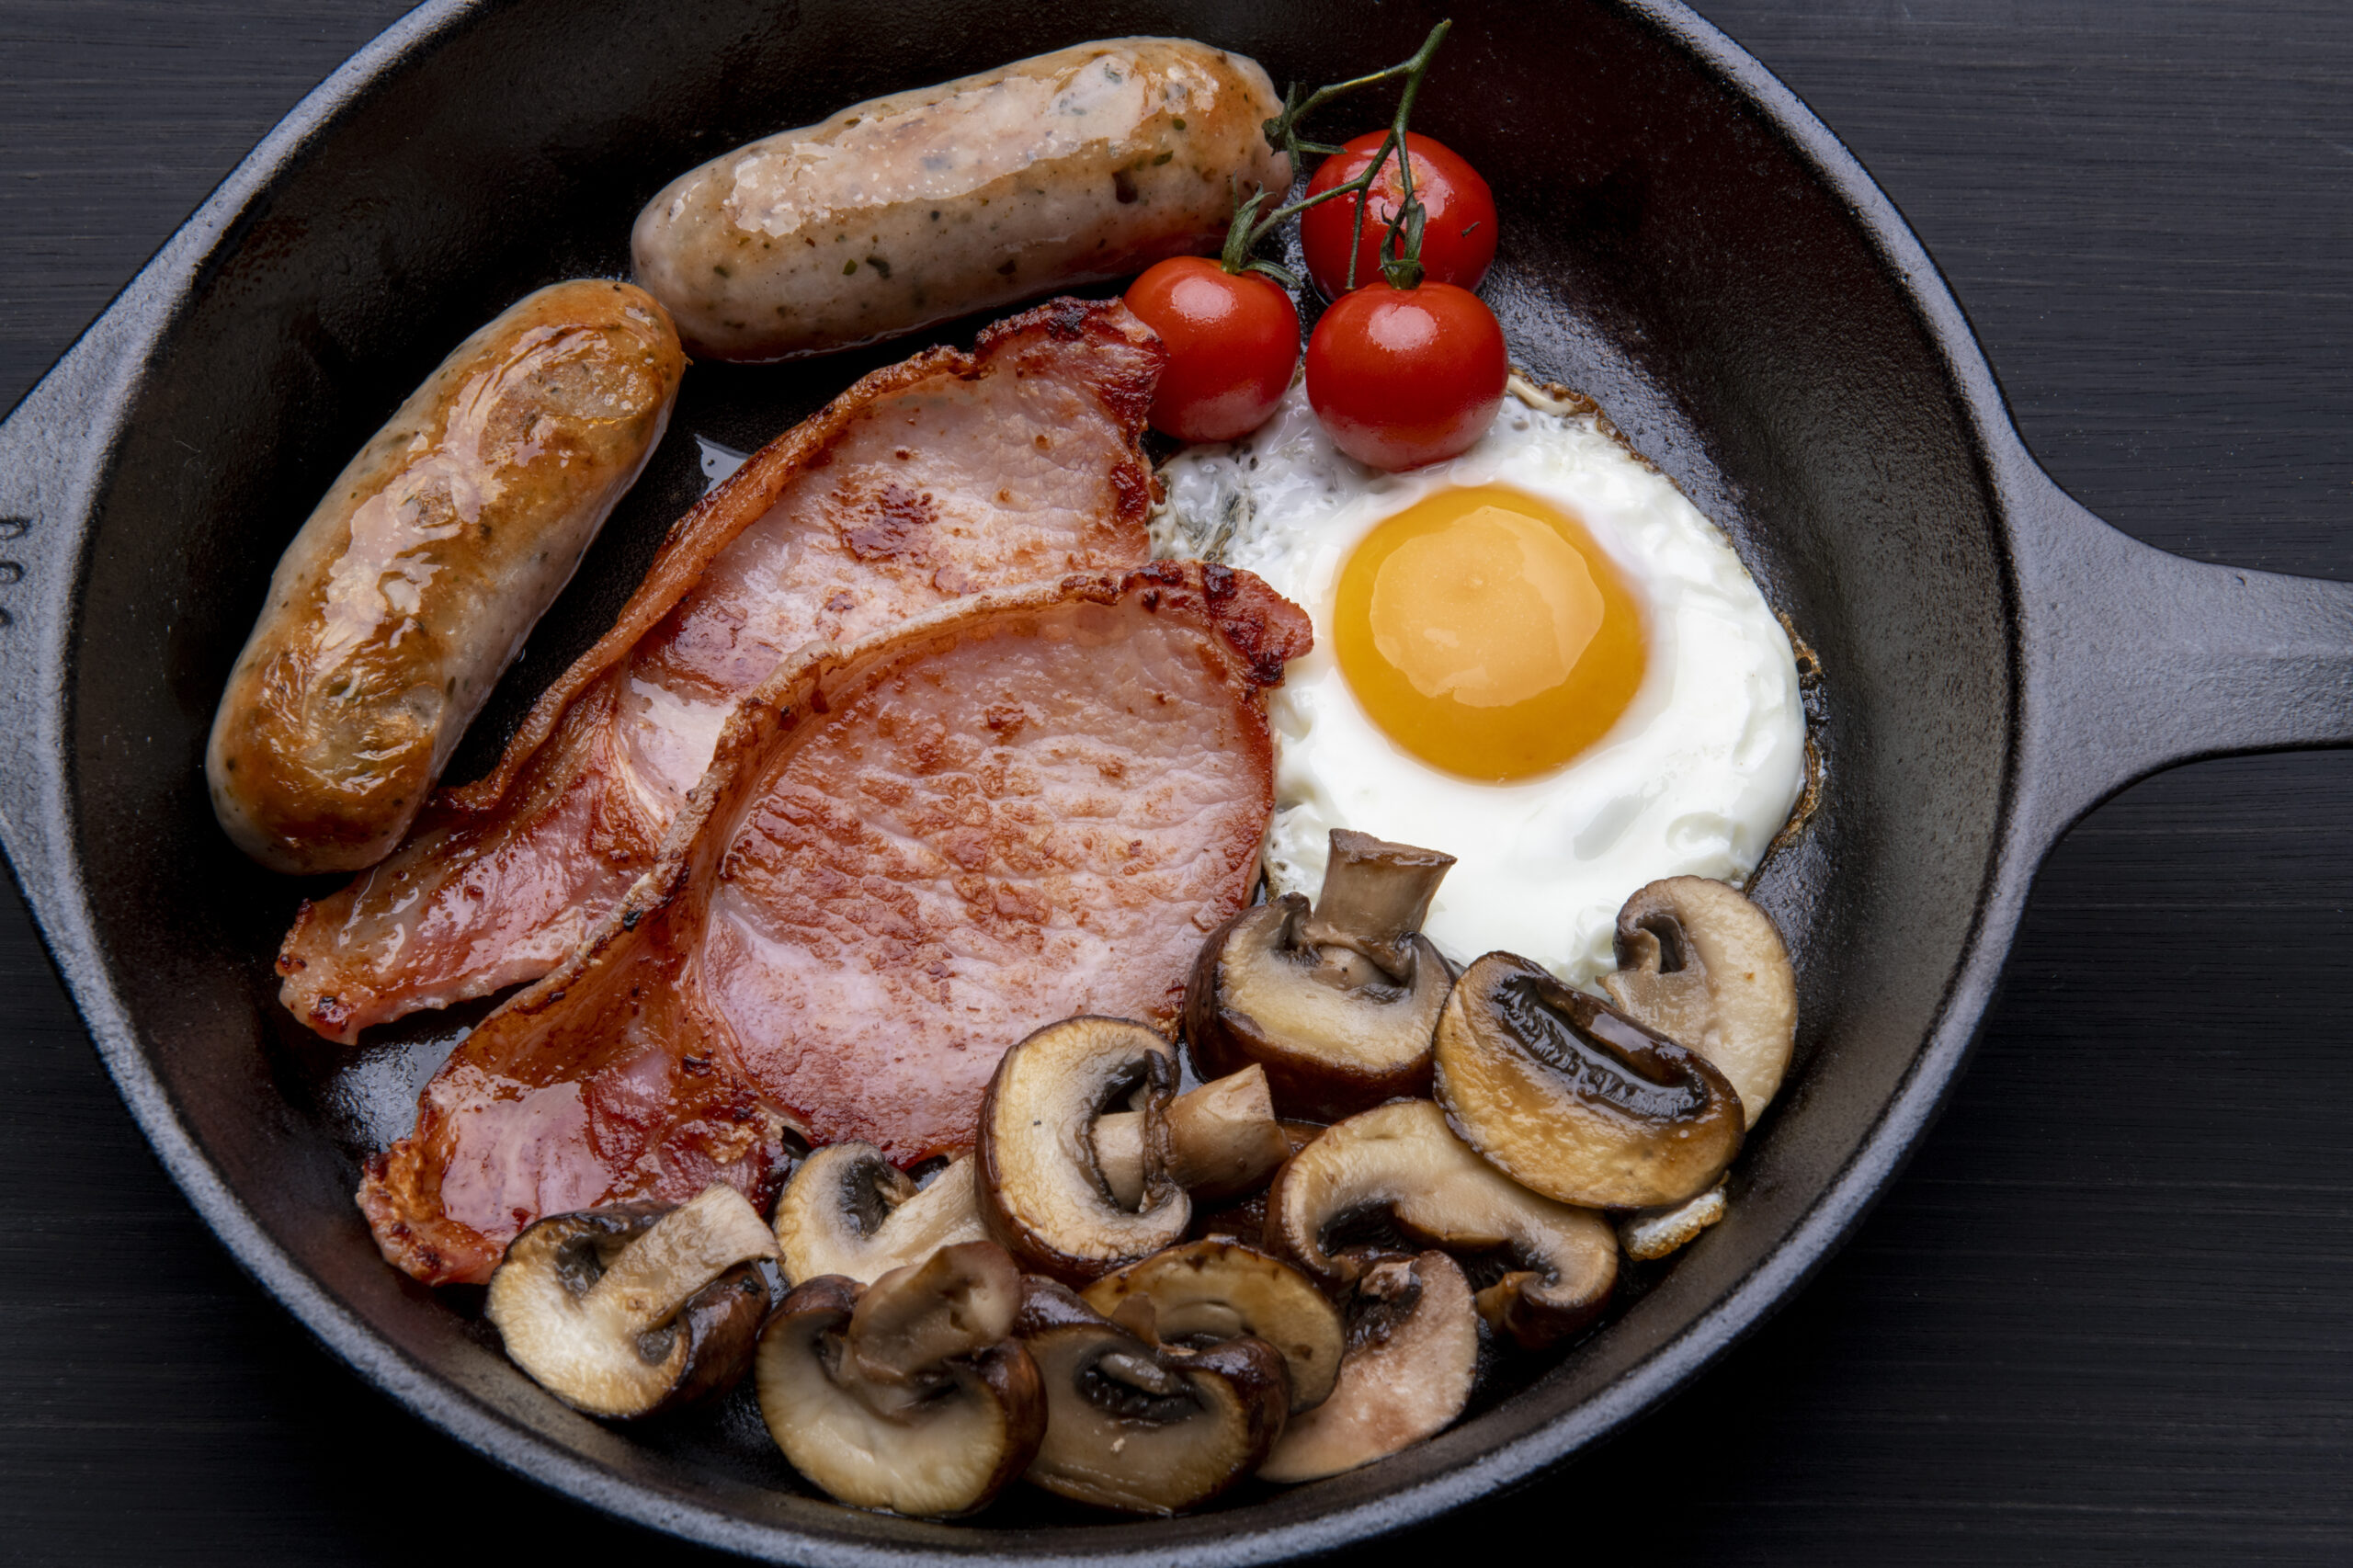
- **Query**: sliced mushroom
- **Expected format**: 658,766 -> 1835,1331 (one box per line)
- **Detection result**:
1179,1125 -> 1321,1247
1436,951 -> 1745,1210
1600,876 -> 1798,1128
1082,1240 -> 1346,1412
486,1184 -> 778,1419
1258,1250 -> 1479,1483
1266,1097 -> 1617,1348
1618,1181 -> 1729,1262
773,1143 -> 986,1285
1016,1277 -> 1289,1515
977,1016 -> 1189,1283
1186,830 -> 1456,1119
754,1240 -> 1043,1517
1095,1065 -> 1290,1207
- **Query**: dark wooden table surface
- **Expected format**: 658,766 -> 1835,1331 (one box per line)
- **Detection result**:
4,2 -> 2349,1562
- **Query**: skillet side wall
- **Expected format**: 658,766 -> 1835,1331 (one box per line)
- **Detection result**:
47,0 -> 2011,1554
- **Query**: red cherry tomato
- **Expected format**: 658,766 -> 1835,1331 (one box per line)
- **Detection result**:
1122,257 -> 1302,442
1300,131 -> 1497,299
1305,281 -> 1507,471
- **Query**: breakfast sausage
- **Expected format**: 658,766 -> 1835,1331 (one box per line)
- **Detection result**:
631,38 -> 1290,360
207,279 -> 686,875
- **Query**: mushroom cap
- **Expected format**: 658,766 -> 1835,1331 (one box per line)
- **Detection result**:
977,1016 -> 1190,1283
1082,1239 -> 1347,1411
1185,831 -> 1456,1122
1601,876 -> 1798,1128
486,1184 -> 779,1419
773,1143 -> 986,1285
1257,1250 -> 1479,1483
1266,1097 -> 1617,1348
753,1240 -> 1044,1517
1016,1278 -> 1290,1515
1436,951 -> 1745,1210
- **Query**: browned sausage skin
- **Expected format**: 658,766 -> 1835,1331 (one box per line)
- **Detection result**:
631,39 -> 1289,361
206,279 -> 686,875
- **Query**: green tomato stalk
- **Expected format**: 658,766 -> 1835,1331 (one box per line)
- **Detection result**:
1216,20 -> 1452,291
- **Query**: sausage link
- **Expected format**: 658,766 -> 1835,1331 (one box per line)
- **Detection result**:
207,279 -> 686,874
631,38 -> 1290,360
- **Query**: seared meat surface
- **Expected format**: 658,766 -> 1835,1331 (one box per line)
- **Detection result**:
280,299 -> 1162,1042
362,564 -> 1310,1284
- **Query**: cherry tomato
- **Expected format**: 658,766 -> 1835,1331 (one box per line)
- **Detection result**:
1300,131 -> 1497,299
1304,281 -> 1507,471
1122,257 -> 1302,442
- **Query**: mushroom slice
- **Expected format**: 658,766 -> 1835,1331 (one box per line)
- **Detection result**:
977,1016 -> 1189,1283
1436,951 -> 1745,1210
1618,1181 -> 1729,1262
1095,1065 -> 1290,1208
772,1143 -> 986,1285
486,1184 -> 778,1419
1017,1278 -> 1288,1515
1258,1251 -> 1478,1483
1266,1097 -> 1616,1348
1186,830 -> 1456,1120
1600,876 -> 1798,1127
1082,1240 -> 1346,1412
753,1240 -> 1043,1517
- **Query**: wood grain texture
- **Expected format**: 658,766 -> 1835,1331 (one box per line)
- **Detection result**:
2,1 -> 2348,1562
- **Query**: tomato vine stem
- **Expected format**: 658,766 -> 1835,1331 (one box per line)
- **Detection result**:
1216,20 -> 1452,290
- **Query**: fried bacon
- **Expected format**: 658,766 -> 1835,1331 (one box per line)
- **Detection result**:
361,564 -> 1312,1283
279,299 -> 1164,1042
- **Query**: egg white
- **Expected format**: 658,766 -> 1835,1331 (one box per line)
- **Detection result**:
1151,380 -> 1807,986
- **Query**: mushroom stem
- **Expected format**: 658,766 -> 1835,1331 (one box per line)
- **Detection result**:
586,1185 -> 779,1335
1304,829 -> 1457,980
1096,1065 -> 1289,1208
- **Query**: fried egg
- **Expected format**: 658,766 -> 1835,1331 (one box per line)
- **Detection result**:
1152,379 -> 1806,985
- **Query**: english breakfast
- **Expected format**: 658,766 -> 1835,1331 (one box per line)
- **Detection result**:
207,26 -> 1814,1519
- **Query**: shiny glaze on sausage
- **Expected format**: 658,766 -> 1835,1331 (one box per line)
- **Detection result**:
631,38 -> 1288,360
207,279 -> 686,873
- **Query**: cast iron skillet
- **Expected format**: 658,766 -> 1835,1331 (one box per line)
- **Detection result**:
1,0 -> 2347,1560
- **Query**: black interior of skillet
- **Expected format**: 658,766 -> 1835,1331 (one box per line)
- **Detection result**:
56,0 -> 2011,1547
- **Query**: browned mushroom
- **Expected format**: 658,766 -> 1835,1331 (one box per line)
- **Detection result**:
1082,1239 -> 1346,1411
486,1184 -> 778,1419
1258,1250 -> 1479,1483
1094,1065 -> 1290,1207
1186,830 -> 1456,1119
1600,877 -> 1798,1128
1617,1181 -> 1729,1261
1016,1277 -> 1288,1514
1435,951 -> 1745,1210
976,1016 -> 1189,1283
753,1240 -> 1043,1517
1266,1097 -> 1617,1348
772,1143 -> 985,1285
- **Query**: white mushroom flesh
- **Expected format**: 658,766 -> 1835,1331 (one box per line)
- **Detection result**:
774,1144 -> 987,1285
487,1184 -> 778,1418
1601,876 -> 1797,1129
1258,1251 -> 1477,1483
1618,1181 -> 1730,1262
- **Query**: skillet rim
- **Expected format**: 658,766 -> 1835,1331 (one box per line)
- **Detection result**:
0,0 -> 2067,1559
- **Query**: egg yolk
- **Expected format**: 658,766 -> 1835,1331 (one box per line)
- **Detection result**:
1333,484 -> 1646,781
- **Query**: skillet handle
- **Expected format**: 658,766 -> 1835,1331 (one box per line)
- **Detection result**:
2011,469 -> 2353,848
0,320 -> 135,920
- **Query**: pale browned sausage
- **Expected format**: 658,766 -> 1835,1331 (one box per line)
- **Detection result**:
631,39 -> 1289,360
206,279 -> 686,874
